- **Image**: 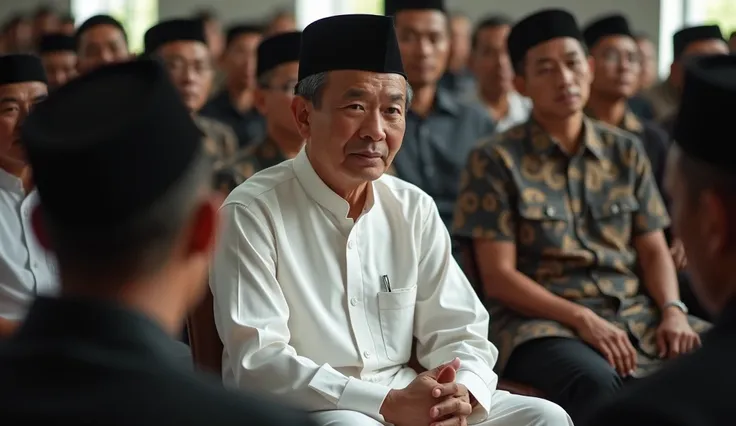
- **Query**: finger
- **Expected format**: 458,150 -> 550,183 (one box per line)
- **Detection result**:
668,334 -> 682,359
432,382 -> 459,398
435,364 -> 457,386
431,416 -> 464,426
693,332 -> 702,349
604,340 -> 627,376
597,341 -> 616,370
656,329 -> 668,358
430,397 -> 465,419
428,357 -> 460,379
621,336 -> 638,375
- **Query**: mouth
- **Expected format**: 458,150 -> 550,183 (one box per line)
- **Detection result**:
555,91 -> 580,104
353,151 -> 383,159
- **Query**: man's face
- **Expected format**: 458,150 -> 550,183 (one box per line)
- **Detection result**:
41,51 -> 78,90
293,70 -> 408,187
636,37 -> 657,90
590,35 -> 641,100
222,32 -> 261,90
671,39 -> 729,90
159,41 -> 214,113
395,10 -> 450,87
0,82 -> 48,173
469,24 -> 513,94
664,147 -> 732,315
256,62 -> 300,139
517,37 -> 592,120
449,15 -> 472,72
77,24 -> 130,74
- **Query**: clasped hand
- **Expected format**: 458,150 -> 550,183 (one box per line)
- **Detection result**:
382,358 -> 475,426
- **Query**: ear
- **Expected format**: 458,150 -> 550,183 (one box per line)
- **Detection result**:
291,96 -> 312,140
187,194 -> 223,257
30,205 -> 52,251
513,74 -> 527,97
587,55 -> 596,84
254,87 -> 267,115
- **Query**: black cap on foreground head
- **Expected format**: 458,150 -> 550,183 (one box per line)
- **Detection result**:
21,59 -> 203,228
226,23 -> 263,46
0,54 -> 47,85
583,14 -> 633,49
257,31 -> 301,78
674,25 -> 724,58
298,14 -> 405,81
508,9 -> 583,67
39,33 -> 76,53
144,19 -> 206,55
674,54 -> 736,171
384,0 -> 445,16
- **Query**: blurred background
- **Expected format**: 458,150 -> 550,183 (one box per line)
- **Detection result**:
2,0 -> 736,77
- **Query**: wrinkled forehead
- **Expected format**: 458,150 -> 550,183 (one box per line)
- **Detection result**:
0,81 -> 48,100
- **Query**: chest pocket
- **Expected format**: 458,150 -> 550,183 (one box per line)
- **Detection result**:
517,199 -> 569,248
377,285 -> 417,362
589,194 -> 640,249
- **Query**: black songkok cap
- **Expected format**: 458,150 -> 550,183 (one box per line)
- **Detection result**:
674,25 -> 724,58
385,0 -> 445,16
144,19 -> 206,55
674,54 -> 736,171
508,9 -> 583,67
21,59 -> 203,228
257,31 -> 301,78
298,14 -> 405,81
583,14 -> 633,49
0,54 -> 47,85
39,33 -> 76,53
226,23 -> 263,47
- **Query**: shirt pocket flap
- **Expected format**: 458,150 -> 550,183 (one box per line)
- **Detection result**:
590,194 -> 640,219
377,285 -> 418,310
519,200 -> 568,221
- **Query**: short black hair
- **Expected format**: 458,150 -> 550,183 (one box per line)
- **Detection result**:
75,14 -> 128,50
44,152 -> 213,284
471,15 -> 513,50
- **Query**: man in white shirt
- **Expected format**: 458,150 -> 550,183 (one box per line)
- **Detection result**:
0,54 -> 55,337
211,14 -> 572,426
466,15 -> 531,132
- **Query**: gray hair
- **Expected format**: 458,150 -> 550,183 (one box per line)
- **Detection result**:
294,71 -> 414,110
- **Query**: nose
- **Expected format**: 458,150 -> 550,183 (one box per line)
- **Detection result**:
358,109 -> 387,142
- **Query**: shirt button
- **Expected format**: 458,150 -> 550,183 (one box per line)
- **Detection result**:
350,297 -> 358,306
363,351 -> 371,359
347,240 -> 355,249
545,206 -> 556,217
611,203 -> 621,214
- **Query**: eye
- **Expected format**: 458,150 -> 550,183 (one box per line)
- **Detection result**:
386,107 -> 401,115
346,104 -> 365,111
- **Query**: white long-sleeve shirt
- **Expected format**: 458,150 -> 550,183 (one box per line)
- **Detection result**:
0,168 -> 58,320
210,148 -> 499,423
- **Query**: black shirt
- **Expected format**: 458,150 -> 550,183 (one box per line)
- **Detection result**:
0,297 -> 315,426
200,89 -> 266,149
393,88 -> 495,229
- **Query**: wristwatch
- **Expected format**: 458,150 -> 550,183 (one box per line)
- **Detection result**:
662,300 -> 689,315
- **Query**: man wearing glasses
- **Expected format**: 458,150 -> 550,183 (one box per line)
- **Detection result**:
215,31 -> 303,193
145,19 -> 237,170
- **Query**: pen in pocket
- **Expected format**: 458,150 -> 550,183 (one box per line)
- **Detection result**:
381,275 -> 392,292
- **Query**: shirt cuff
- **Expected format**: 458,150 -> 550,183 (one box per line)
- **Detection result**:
456,369 -> 492,423
337,377 -> 392,422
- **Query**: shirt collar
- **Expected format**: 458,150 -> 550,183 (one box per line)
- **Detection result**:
0,167 -> 25,194
433,87 -> 461,116
527,116 -> 605,161
292,147 -> 376,222
584,106 -> 644,134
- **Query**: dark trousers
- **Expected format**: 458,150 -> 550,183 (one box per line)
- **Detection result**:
503,337 -> 628,424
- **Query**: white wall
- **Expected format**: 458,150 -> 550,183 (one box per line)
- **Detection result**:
157,0 -> 294,24
447,0 -> 662,53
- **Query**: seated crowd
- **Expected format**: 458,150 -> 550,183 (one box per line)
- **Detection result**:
0,1 -> 734,426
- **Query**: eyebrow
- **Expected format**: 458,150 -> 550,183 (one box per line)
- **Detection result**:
33,94 -> 48,103
388,92 -> 405,103
0,96 -> 20,105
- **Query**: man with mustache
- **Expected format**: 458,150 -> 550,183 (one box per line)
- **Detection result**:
210,13 -> 570,426
452,9 -> 709,424
0,54 -> 52,337
145,19 -> 237,170
582,53 -> 736,426
387,0 -> 494,233
214,31 -> 303,193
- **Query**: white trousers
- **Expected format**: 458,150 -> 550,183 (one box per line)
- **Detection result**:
311,389 -> 572,426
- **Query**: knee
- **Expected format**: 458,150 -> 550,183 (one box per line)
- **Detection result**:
568,365 -> 623,399
529,398 -> 573,426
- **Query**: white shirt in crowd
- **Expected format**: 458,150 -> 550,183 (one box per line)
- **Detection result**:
465,91 -> 532,133
210,149 -> 572,426
0,168 -> 58,320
